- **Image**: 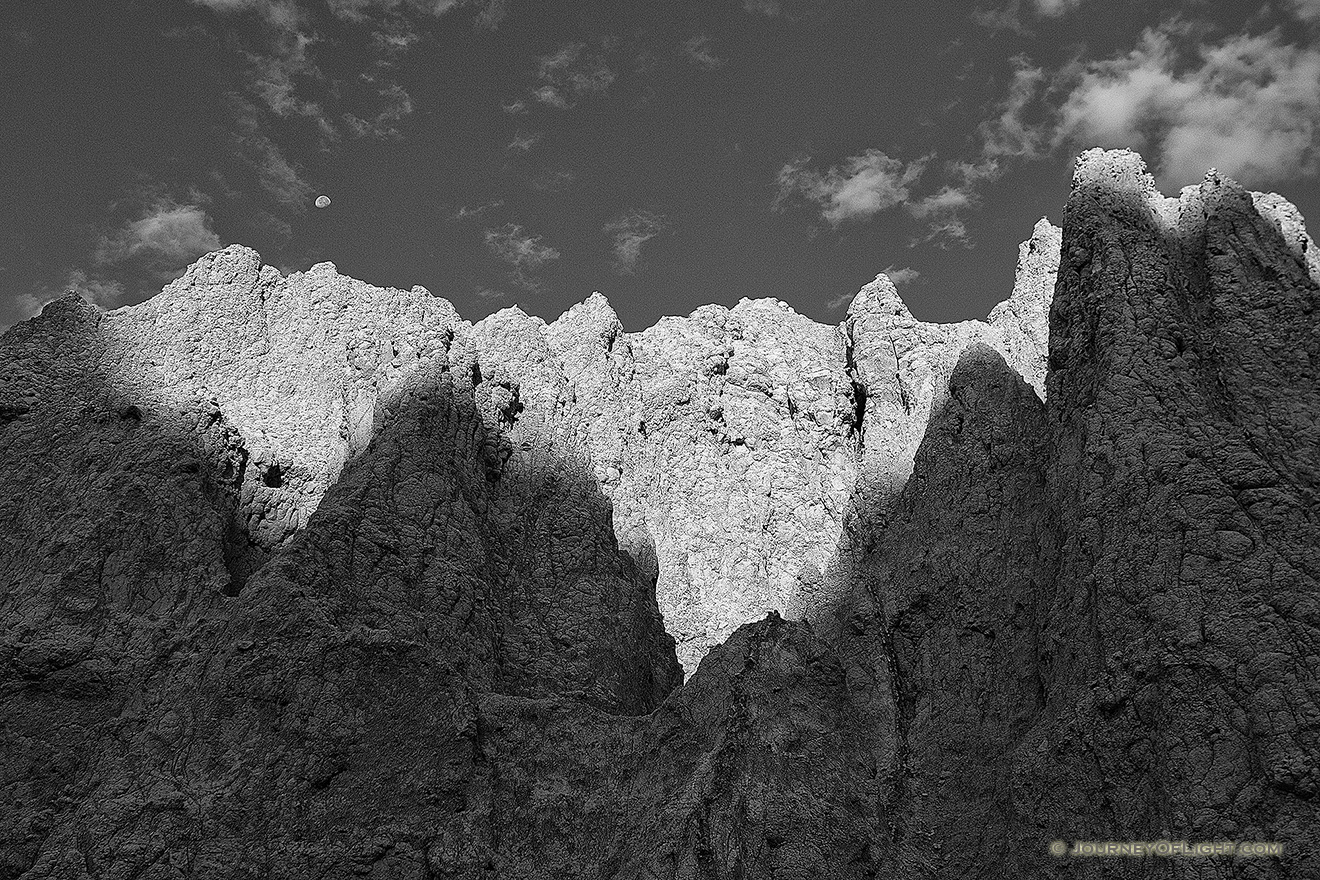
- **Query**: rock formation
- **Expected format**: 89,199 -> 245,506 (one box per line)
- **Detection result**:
1,149 -> 1316,877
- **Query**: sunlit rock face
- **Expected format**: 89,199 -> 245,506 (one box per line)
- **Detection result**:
2,149 -> 1316,878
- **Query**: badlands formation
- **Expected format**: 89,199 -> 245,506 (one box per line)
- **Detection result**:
1,149 -> 1317,878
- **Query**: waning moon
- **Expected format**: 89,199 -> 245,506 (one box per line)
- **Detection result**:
315,195 -> 331,209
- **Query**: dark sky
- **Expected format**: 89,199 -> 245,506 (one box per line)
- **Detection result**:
2,0 -> 1317,331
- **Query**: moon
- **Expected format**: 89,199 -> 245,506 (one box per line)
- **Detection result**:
315,195 -> 332,209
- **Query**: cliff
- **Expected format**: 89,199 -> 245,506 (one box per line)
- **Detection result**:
1,149 -> 1316,878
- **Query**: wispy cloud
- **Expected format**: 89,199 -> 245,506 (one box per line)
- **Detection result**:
484,223 -> 561,291
94,200 -> 223,275
742,0 -> 823,18
681,34 -> 723,70
898,59 -> 1054,247
531,169 -> 576,191
825,265 -> 918,310
1031,0 -> 1084,16
775,149 -> 927,225
343,82 -> 414,138
1052,27 -> 1320,186
906,186 -> 975,247
451,200 -> 504,220
6,269 -> 130,328
326,0 -> 456,20
506,131 -> 543,152
1290,0 -> 1320,21
882,265 -> 920,286
474,0 -> 508,29
532,42 -> 615,109
243,38 -> 335,137
61,270 -> 130,308
19,198 -> 226,323
229,100 -> 318,210
604,210 -> 668,274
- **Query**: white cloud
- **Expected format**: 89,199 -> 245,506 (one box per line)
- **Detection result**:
242,33 -> 334,134
188,0 -> 300,27
230,102 -> 318,209
905,184 -> 975,246
776,149 -> 927,225
326,0 -> 462,20
506,131 -> 542,152
826,264 -> 920,310
5,269 -> 129,328
982,60 -> 1050,162
474,0 -> 508,30
94,201 -> 223,273
484,224 -> 560,291
532,169 -> 576,191
451,200 -> 504,220
343,83 -> 413,138
681,34 -> 723,70
883,265 -> 920,286
1054,28 -> 1320,186
1289,0 -> 1320,21
1032,0 -> 1084,16
14,200 -> 223,325
604,210 -> 668,274
533,42 -> 615,109
63,270 -> 130,308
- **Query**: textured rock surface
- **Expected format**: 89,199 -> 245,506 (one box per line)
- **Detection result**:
2,149 -> 1317,877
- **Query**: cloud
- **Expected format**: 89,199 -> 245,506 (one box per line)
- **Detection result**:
190,1 -> 339,137
1290,0 -> 1320,22
474,0 -> 508,29
604,210 -> 668,274
882,265 -> 920,286
8,269 -> 131,328
343,82 -> 414,138
905,182 -> 979,246
94,201 -> 223,275
506,131 -> 542,152
742,0 -> 823,17
992,0 -> 1319,23
1053,27 -> 1320,186
1031,0 -> 1084,16
188,0 -> 302,28
981,59 -> 1051,162
533,42 -> 615,109
484,224 -> 560,291
230,101 -> 318,210
450,200 -> 504,220
681,34 -> 723,70
531,169 -> 576,191
16,199 -> 225,325
824,265 -> 918,311
776,149 -> 927,225
325,0 -> 463,20
62,270 -> 130,308
371,20 -> 422,55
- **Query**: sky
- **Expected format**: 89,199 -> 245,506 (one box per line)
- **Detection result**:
2,0 -> 1318,332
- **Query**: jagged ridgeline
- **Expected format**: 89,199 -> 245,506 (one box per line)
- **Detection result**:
1,149 -> 1317,878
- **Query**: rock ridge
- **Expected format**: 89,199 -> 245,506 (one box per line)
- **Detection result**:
1,148 -> 1317,877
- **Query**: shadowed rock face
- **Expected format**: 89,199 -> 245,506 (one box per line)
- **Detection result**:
2,149 -> 1317,877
